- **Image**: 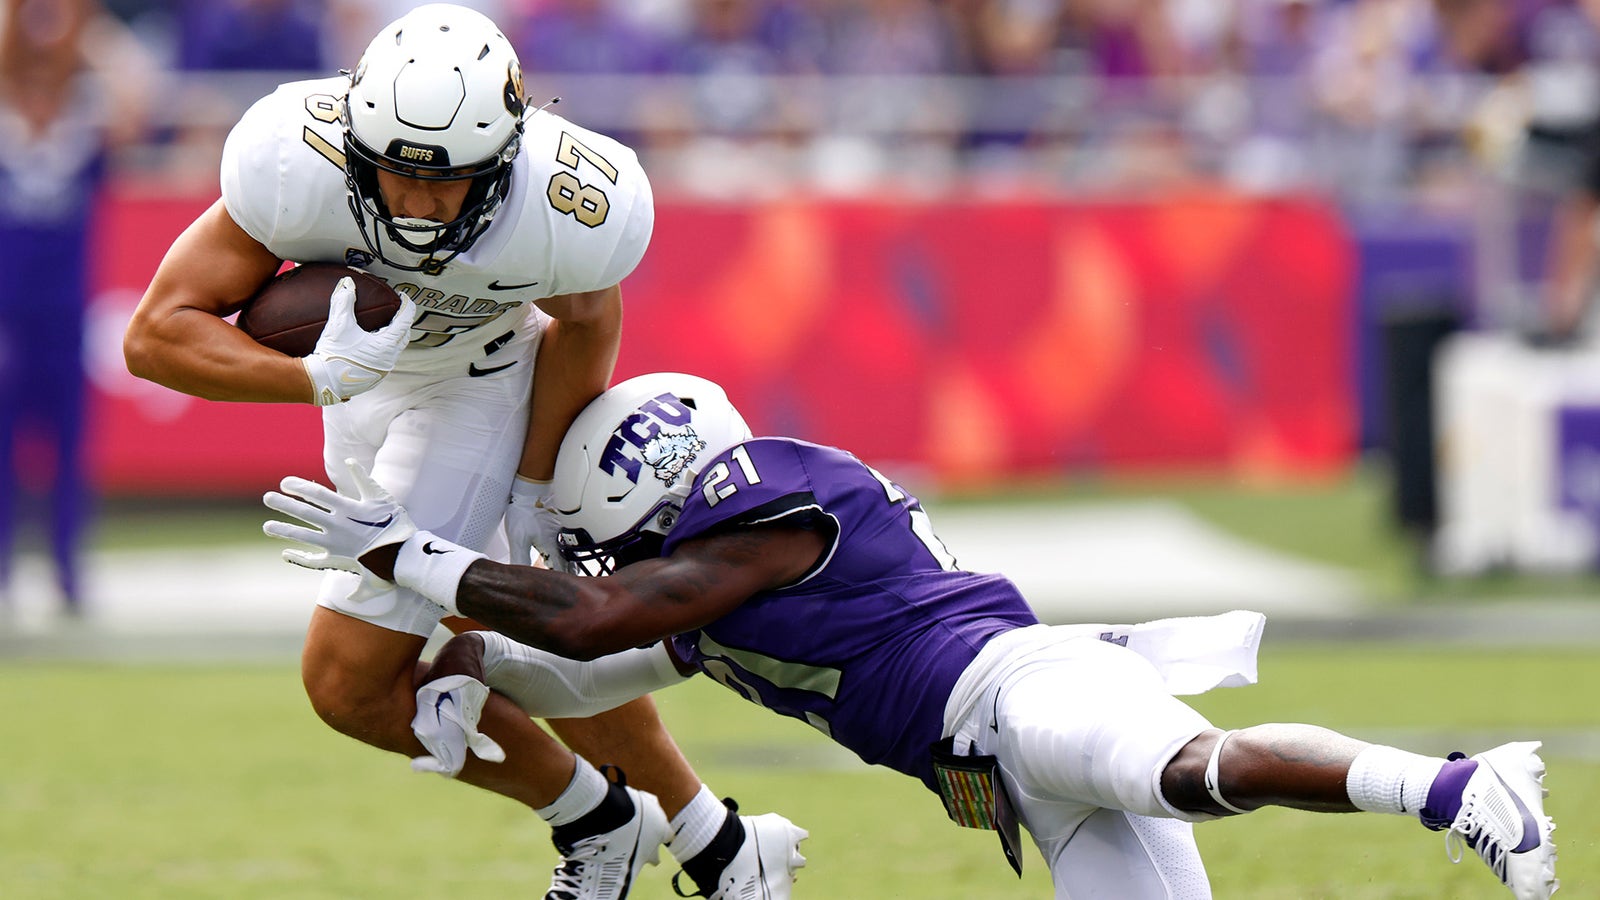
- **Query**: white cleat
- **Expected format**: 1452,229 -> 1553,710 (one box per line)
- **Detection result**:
1436,742 -> 1559,900
546,783 -> 673,900
707,813 -> 809,900
673,807 -> 809,900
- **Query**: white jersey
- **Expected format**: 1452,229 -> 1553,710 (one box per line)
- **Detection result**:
220,76 -> 654,378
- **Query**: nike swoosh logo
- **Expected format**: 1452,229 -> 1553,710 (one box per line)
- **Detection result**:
620,842 -> 642,896
422,541 -> 452,555
350,514 -> 394,528
468,361 -> 517,377
1490,768 -> 1543,853
487,279 -> 539,291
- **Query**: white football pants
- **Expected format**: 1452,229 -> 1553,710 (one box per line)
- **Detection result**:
313,360 -> 533,636
948,626 -> 1217,898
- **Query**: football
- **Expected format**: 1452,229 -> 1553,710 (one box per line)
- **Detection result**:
236,263 -> 404,358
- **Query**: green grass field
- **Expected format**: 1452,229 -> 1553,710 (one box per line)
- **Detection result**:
5,465 -> 1589,897
3,645 -> 1592,899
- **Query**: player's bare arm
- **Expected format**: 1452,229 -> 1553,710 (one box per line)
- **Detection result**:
123,199 -> 310,402
421,629 -> 490,685
520,284 -> 624,480
363,525 -> 826,659
501,284 -> 624,569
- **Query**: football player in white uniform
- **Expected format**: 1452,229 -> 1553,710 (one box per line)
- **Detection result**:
123,6 -> 804,899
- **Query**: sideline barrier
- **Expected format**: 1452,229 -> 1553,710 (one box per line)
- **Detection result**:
1434,332 -> 1600,574
86,189 -> 1357,495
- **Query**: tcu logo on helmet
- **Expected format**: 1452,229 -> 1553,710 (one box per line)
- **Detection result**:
598,393 -> 707,488
642,431 -> 707,486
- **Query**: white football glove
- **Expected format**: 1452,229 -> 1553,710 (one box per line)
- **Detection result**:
505,476 -> 566,570
262,457 -> 417,575
302,276 -> 418,406
411,674 -> 506,777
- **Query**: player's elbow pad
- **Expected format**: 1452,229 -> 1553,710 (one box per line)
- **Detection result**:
477,631 -> 689,718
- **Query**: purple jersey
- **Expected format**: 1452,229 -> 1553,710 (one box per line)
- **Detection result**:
665,438 -> 1039,789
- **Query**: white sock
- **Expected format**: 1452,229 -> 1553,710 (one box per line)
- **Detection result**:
1346,745 -> 1446,816
537,756 -> 609,827
665,785 -> 726,863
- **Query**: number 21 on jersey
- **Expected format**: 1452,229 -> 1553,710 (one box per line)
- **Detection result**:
701,446 -> 762,506
701,447 -> 958,571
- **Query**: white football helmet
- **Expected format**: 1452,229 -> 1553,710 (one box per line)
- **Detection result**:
342,3 -> 525,272
551,373 -> 753,575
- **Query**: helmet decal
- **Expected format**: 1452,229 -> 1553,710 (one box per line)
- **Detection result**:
642,428 -> 708,487
385,139 -> 450,166
553,374 -> 752,575
505,61 -> 525,117
597,393 -> 696,490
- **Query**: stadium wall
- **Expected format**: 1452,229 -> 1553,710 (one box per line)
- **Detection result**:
85,189 -> 1357,496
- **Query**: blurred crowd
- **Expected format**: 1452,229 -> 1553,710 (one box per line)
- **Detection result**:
7,0 -> 1600,608
28,0 -> 1591,201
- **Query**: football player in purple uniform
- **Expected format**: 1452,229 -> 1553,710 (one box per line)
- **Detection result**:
264,372 -> 1559,900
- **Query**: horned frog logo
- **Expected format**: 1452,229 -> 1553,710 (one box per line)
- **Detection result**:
642,428 -> 706,486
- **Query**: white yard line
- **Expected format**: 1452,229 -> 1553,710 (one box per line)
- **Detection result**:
4,501 -> 1599,654
935,500 -> 1365,619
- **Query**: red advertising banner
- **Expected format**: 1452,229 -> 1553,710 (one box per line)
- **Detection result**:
87,189 -> 1355,495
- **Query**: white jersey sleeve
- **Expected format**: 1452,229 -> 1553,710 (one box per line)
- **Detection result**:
506,110 -> 655,296
219,77 -> 355,259
218,94 -> 281,246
